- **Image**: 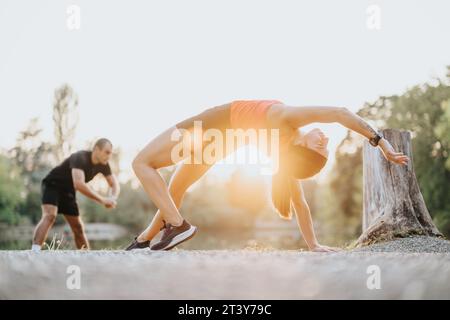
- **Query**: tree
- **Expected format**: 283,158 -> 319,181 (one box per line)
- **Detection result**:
53,84 -> 79,162
358,68 -> 450,236
357,129 -> 443,245
9,118 -> 54,223
0,155 -> 24,225
324,66 -> 450,242
322,130 -> 364,242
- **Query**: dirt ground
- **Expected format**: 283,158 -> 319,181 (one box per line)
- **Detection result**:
1,248 -> 450,299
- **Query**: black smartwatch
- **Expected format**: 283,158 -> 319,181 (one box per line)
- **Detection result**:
369,132 -> 382,147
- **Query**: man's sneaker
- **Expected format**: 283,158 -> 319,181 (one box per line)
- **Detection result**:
150,219 -> 197,251
125,237 -> 150,251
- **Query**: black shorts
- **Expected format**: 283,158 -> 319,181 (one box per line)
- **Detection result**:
41,181 -> 79,216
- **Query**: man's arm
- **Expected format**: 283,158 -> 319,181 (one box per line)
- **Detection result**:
72,169 -> 112,207
105,174 -> 120,200
289,178 -> 341,252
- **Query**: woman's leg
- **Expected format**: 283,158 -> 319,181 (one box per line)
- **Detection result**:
137,161 -> 212,242
132,126 -> 189,227
130,104 -> 232,249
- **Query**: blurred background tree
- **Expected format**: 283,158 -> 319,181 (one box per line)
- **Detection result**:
317,130 -> 363,246
8,118 -> 55,224
53,84 -> 79,163
322,66 -> 450,241
0,155 -> 24,225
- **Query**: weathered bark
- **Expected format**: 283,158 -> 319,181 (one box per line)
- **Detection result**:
356,129 -> 443,246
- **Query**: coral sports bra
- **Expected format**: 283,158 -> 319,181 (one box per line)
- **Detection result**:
229,100 -> 283,130
229,99 -> 297,152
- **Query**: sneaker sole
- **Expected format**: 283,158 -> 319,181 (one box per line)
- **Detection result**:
126,245 -> 150,251
159,226 -> 197,251
125,240 -> 151,251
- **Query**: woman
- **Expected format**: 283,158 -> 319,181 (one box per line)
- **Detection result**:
126,100 -> 408,252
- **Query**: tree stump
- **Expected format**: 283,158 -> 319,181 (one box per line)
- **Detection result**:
356,129 -> 443,246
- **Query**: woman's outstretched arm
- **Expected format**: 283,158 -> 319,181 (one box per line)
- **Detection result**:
281,106 -> 378,139
281,105 -> 409,165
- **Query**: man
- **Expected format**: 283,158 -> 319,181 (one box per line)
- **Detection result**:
31,138 -> 120,251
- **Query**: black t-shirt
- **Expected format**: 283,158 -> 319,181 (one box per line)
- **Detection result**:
43,150 -> 112,193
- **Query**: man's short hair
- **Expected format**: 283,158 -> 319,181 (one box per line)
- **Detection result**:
94,138 -> 112,150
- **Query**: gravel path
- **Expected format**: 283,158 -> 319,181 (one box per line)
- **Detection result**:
1,236 -> 449,300
351,236 -> 450,253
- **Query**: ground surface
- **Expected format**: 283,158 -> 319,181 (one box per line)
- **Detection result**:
1,236 -> 449,299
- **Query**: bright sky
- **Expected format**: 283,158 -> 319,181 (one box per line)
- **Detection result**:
1,0 -> 449,179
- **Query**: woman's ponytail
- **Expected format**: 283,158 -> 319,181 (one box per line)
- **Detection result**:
271,138 -> 328,220
271,167 -> 292,220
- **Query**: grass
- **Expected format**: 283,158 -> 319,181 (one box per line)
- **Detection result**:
43,233 -> 65,251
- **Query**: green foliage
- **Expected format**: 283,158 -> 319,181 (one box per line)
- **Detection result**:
79,180 -> 157,230
328,66 -> 450,239
8,118 -> 55,223
318,131 -> 363,245
0,155 -> 24,225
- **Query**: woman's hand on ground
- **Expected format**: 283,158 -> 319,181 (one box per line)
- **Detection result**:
378,139 -> 409,165
310,244 -> 342,252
